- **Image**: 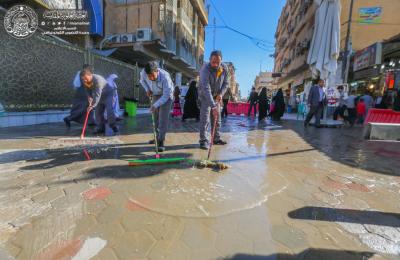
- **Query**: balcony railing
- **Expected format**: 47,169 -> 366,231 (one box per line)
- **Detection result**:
190,0 -> 208,25
178,8 -> 193,34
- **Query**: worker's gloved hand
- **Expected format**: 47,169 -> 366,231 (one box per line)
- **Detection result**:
147,90 -> 153,97
212,107 -> 219,118
87,106 -> 94,112
88,97 -> 93,106
149,105 -> 156,113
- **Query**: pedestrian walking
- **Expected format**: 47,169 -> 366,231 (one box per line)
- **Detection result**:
333,85 -> 348,120
375,92 -> 389,109
80,67 -> 119,135
345,90 -> 357,126
356,98 -> 366,124
221,86 -> 233,118
198,50 -> 229,150
172,86 -> 183,118
140,61 -> 174,152
304,79 -> 326,128
247,87 -> 258,117
269,88 -> 285,121
362,91 -> 374,112
106,74 -> 123,121
182,81 -> 200,122
393,89 -> 400,112
258,87 -> 269,121
63,64 -> 95,128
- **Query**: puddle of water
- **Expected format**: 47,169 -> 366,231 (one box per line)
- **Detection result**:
113,130 -> 289,218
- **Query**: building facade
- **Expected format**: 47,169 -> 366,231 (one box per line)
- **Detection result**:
225,62 -> 240,100
274,0 -> 400,98
254,71 -> 275,95
104,0 -> 208,83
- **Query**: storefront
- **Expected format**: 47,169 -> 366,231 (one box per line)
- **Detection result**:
382,34 -> 400,92
349,42 -> 384,96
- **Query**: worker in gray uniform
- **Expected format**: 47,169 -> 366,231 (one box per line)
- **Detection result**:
80,67 -> 119,135
198,50 -> 229,150
140,61 -> 174,152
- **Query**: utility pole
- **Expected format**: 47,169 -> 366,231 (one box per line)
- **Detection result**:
343,0 -> 354,84
213,17 -> 216,50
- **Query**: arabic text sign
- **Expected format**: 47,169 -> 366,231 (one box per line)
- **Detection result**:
38,9 -> 90,35
358,7 -> 382,24
353,43 -> 382,72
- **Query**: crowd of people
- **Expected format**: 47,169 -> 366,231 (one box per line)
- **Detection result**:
63,51 -> 400,151
246,87 -> 286,122
303,80 -> 400,128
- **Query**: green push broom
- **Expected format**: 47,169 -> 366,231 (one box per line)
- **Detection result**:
128,102 -> 229,170
128,98 -> 187,167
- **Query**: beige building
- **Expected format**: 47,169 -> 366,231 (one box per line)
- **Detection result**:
274,0 -> 400,95
104,0 -> 208,81
225,62 -> 240,100
254,71 -> 275,94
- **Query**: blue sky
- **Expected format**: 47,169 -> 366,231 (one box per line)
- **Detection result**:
204,0 -> 286,97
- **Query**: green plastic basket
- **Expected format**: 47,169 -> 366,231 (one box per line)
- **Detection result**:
125,100 -> 137,117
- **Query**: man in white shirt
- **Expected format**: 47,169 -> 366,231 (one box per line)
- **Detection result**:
140,62 -> 174,152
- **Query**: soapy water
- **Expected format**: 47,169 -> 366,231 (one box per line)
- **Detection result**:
48,137 -> 123,151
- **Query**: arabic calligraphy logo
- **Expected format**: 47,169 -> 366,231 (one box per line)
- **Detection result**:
4,5 -> 38,39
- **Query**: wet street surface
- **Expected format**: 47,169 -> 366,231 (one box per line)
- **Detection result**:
0,116 -> 399,259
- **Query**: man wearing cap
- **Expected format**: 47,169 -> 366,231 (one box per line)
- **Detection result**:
140,62 -> 174,152
198,50 -> 230,150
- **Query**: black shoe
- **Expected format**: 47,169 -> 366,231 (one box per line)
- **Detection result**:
111,126 -> 119,134
63,118 -> 71,128
213,139 -> 227,145
93,129 -> 105,135
158,142 -> 166,152
199,142 -> 209,150
303,121 -> 309,128
149,139 -> 155,144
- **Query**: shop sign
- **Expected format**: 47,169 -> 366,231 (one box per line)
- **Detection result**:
353,43 -> 382,72
353,67 -> 380,81
326,87 -> 337,107
358,7 -> 382,24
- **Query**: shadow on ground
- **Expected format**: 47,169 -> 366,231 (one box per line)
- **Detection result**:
288,206 -> 400,228
225,248 -> 375,259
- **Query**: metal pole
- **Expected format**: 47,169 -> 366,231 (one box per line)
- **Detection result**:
343,0 -> 354,84
213,17 -> 216,50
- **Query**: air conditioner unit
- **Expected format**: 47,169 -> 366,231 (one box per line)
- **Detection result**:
109,35 -> 121,43
120,33 -> 135,43
136,28 -> 152,42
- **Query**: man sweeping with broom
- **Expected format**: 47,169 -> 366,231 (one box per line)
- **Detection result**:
129,61 -> 229,170
80,67 -> 119,135
198,50 -> 229,150
140,61 -> 174,152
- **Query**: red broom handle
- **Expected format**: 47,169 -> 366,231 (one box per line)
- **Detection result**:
80,108 -> 91,139
207,103 -> 219,160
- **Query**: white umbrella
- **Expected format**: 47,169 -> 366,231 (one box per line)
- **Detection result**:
307,0 -> 341,80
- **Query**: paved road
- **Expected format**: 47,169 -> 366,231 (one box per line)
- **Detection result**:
0,116 -> 399,259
